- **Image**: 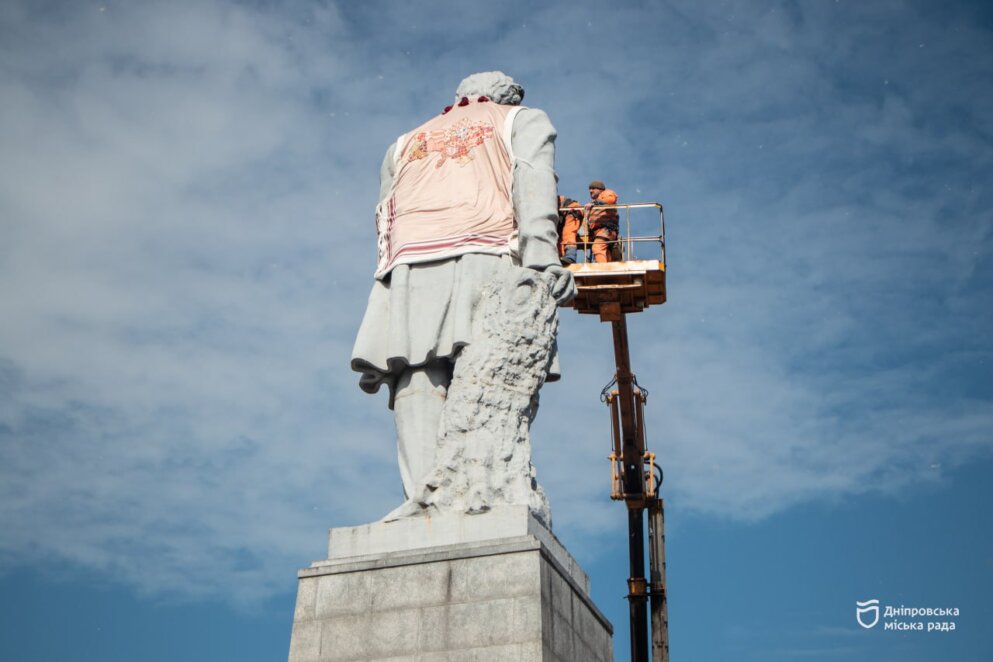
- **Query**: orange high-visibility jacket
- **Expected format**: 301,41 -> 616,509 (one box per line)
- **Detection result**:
558,196 -> 582,230
588,189 -> 619,231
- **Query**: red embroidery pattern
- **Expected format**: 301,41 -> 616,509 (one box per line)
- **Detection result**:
406,118 -> 496,169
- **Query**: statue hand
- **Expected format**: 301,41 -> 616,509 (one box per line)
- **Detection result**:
542,264 -> 577,305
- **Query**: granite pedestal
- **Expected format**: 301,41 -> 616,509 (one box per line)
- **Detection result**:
288,507 -> 613,662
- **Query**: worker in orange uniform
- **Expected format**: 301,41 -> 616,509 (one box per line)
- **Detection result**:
557,195 -> 583,264
586,180 -> 620,263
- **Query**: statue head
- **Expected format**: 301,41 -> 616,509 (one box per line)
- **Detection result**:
455,71 -> 524,106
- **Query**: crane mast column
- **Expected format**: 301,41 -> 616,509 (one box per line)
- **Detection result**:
564,200 -> 669,662
607,312 -> 650,662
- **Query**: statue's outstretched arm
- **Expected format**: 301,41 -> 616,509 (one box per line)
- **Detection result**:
511,109 -> 576,304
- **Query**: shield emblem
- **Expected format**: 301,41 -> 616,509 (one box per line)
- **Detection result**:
856,599 -> 880,629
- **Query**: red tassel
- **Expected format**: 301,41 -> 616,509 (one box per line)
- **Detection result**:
442,105 -> 453,114
458,96 -> 469,106
478,96 -> 489,102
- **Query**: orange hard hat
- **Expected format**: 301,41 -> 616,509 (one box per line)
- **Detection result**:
598,189 -> 618,204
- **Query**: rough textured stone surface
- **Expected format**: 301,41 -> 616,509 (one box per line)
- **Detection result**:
288,527 -> 612,662
388,267 -> 558,525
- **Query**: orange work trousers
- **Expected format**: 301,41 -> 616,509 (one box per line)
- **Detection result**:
559,215 -> 581,259
591,227 -> 618,263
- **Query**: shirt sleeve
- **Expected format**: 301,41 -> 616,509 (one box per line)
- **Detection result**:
510,108 -> 561,270
378,143 -> 397,205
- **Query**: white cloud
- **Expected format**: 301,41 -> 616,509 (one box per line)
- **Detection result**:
0,0 -> 990,605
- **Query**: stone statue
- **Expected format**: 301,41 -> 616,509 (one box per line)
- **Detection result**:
351,72 -> 575,525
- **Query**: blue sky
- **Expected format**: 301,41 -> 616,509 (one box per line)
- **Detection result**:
1,0 -> 991,660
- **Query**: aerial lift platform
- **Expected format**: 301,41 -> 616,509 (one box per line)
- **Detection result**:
566,202 -> 666,317
562,201 -> 669,662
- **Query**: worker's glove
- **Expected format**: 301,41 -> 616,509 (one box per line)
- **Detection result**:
542,264 -> 577,306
